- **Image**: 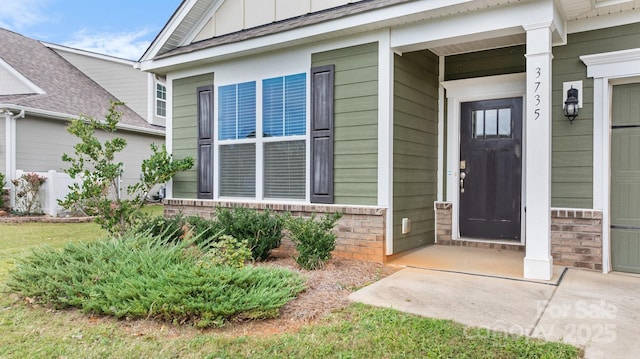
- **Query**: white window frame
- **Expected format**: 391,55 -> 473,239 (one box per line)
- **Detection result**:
214,73 -> 308,202
155,82 -> 167,118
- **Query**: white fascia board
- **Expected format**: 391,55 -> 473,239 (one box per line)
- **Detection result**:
139,0 -> 471,72
391,0 -> 555,52
140,0 -> 201,62
567,8 -> 640,34
581,48 -> 640,79
183,0 -> 224,46
0,58 -> 45,95
0,104 -> 165,136
43,42 -> 135,66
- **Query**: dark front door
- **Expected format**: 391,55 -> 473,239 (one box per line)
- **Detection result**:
459,98 -> 522,240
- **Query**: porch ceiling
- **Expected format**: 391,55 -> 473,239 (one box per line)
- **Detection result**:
559,0 -> 639,20
430,33 -> 526,56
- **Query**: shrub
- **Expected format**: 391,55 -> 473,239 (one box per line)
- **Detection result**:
134,214 -> 188,244
286,212 -> 343,270
199,235 -> 252,268
11,172 -> 47,215
59,102 -> 193,236
0,172 -> 5,208
7,233 -> 305,328
215,207 -> 285,261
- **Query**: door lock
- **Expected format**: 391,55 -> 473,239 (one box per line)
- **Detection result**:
460,171 -> 466,193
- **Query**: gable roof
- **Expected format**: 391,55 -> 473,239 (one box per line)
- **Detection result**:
154,0 -> 412,60
142,0 -> 640,70
0,28 -> 162,133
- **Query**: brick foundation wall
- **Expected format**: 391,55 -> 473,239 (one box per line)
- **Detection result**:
435,202 -> 452,243
551,209 -> 603,271
164,199 -> 387,263
434,202 -> 603,270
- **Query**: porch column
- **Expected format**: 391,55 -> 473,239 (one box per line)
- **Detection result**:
523,24 -> 553,280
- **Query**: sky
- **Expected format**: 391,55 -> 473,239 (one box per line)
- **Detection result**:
0,0 -> 183,60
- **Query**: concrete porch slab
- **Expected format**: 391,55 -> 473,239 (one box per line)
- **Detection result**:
388,245 -> 565,284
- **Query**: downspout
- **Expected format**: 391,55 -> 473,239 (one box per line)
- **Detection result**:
2,108 -> 25,208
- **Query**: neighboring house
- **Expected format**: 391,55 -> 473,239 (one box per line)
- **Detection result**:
0,28 -> 165,214
45,43 -> 168,127
137,0 -> 640,280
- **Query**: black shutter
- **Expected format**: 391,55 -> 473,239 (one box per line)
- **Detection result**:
310,65 -> 334,203
197,85 -> 214,199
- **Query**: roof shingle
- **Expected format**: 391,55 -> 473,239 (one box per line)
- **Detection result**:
0,28 -> 161,132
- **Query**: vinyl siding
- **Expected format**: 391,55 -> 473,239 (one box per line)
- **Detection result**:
445,45 -> 525,81
0,116 -> 5,176
55,51 -> 150,121
172,73 -> 214,199
312,42 -> 378,205
551,22 -> 640,208
15,116 -> 162,198
393,50 -> 439,253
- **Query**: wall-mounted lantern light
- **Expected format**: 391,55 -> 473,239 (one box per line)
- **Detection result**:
563,86 -> 579,124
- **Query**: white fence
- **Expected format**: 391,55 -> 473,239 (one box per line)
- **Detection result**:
14,170 -> 80,216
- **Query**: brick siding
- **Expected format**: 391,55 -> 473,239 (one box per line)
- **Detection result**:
435,202 -> 604,270
164,199 -> 387,263
551,209 -> 603,271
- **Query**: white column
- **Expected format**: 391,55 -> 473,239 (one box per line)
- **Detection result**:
523,24 -> 554,280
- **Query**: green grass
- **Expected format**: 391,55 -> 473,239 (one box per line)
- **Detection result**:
0,219 -> 582,358
0,222 -> 104,278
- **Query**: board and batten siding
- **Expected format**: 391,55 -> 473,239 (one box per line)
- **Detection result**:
311,42 -> 378,205
172,73 -> 214,199
393,50 -> 439,253
551,22 -> 640,208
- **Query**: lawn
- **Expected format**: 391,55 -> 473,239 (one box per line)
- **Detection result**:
0,214 -> 582,358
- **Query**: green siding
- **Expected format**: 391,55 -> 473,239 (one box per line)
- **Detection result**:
172,73 -> 214,199
551,22 -> 640,208
312,42 -> 379,205
445,45 -> 525,81
393,50 -> 440,253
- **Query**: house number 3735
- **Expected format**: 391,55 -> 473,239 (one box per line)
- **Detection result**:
533,67 -> 541,120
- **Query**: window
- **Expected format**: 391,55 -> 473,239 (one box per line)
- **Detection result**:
218,81 -> 256,197
263,74 -> 306,199
215,74 -> 306,200
156,83 -> 167,117
218,82 -> 256,140
472,108 -> 512,139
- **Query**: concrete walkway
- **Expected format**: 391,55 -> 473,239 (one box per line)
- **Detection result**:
349,267 -> 640,358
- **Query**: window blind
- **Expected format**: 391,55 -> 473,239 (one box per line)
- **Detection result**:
264,140 -> 305,199
219,143 -> 256,197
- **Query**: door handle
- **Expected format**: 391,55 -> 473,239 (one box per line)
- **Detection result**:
460,171 -> 466,193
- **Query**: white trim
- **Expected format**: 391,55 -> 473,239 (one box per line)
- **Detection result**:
140,0 -> 200,61
183,0 -> 224,46
0,58 -> 45,95
139,0 -> 470,72
165,75 -> 174,198
437,56 -> 445,202
441,73 -> 527,242
377,31 -> 394,256
0,104 -> 165,136
567,8 -> 640,35
581,47 -> 640,274
44,42 -> 135,66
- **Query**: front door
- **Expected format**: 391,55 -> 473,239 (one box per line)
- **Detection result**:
459,98 -> 522,240
611,83 -> 640,274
